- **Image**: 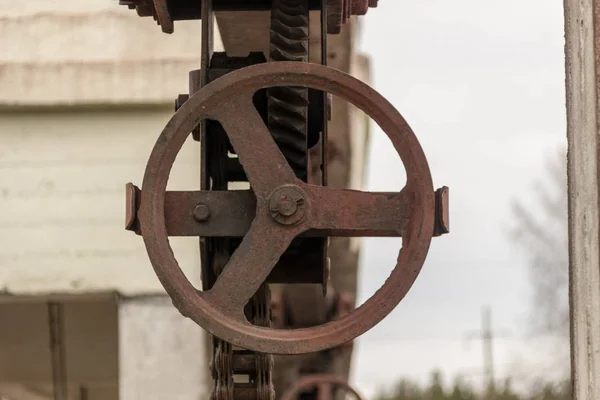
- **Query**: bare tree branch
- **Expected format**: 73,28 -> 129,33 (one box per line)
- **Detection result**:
509,147 -> 568,337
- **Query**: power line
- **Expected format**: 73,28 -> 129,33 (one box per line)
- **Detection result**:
357,328 -> 568,343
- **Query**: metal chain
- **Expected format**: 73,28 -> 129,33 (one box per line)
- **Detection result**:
253,284 -> 275,400
209,239 -> 235,400
208,0 -> 310,398
207,129 -> 274,400
207,126 -> 237,400
209,266 -> 274,400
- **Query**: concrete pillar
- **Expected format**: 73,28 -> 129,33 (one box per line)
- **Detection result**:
118,296 -> 207,400
564,0 -> 600,398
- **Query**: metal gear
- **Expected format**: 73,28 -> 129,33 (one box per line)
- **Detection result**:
268,0 -> 310,182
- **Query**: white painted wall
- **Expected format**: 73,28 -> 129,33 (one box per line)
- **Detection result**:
0,2 -> 217,397
0,0 -> 223,106
0,0 -> 370,297
0,0 -> 223,297
118,297 -> 207,400
0,108 -> 202,296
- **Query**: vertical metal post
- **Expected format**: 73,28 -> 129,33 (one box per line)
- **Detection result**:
201,0 -> 214,88
565,0 -> 600,399
79,386 -> 89,400
48,302 -> 68,400
199,0 -> 214,193
200,0 -> 215,392
481,307 -> 494,396
321,0 -> 328,187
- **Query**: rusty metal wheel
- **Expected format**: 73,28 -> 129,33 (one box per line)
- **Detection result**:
137,61 -> 435,355
279,374 -> 364,400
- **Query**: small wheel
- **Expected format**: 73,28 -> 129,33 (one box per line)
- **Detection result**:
137,61 -> 435,355
280,375 -> 364,400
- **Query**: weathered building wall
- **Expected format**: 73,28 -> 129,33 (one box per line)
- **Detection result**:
0,299 -> 119,399
0,0 -> 223,296
0,1 -> 222,106
0,108 -> 202,296
0,2 -> 220,398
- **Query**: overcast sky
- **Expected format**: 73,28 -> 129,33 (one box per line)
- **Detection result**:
348,1 -> 568,397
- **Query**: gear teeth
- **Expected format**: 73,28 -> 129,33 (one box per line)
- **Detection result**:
268,0 -> 310,181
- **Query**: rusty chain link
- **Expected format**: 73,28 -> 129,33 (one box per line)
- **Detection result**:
209,1 -> 309,399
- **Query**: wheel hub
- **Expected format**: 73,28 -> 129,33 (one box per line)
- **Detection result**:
269,186 -> 307,225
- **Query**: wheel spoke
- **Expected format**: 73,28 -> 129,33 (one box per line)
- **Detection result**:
213,94 -> 298,199
318,383 -> 333,400
203,211 -> 305,316
303,184 -> 414,237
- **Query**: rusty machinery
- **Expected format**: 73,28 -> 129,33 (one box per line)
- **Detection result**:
279,374 -> 365,400
122,0 -> 449,399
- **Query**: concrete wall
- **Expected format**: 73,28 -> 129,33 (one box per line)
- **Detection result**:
0,108 -> 201,296
0,0 -> 222,106
0,0 -> 370,297
0,0 -> 224,297
0,2 -> 218,398
0,296 -> 208,400
118,296 -> 206,400
0,298 -> 118,399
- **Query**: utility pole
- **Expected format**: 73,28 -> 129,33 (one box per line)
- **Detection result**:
481,307 -> 495,393
465,306 -> 509,398
564,1 -> 600,399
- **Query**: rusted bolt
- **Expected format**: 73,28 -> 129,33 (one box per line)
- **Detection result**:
278,196 -> 298,216
269,186 -> 306,225
193,204 -> 211,222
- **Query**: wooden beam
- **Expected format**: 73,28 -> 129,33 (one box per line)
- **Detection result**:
565,1 -> 600,398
